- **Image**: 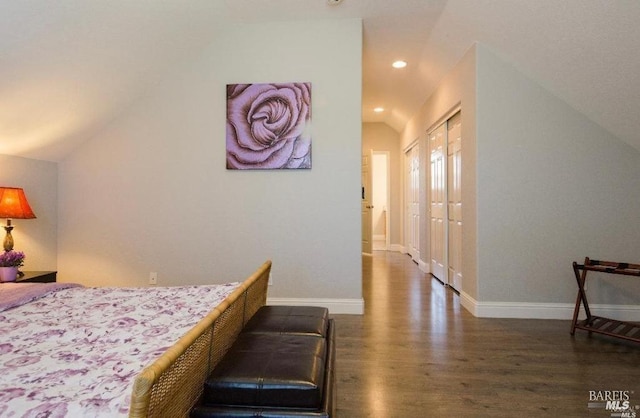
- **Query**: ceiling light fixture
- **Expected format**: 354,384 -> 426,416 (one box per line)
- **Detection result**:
392,60 -> 407,69
373,107 -> 384,113
327,0 -> 343,5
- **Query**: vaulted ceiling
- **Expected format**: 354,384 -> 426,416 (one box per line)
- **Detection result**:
1,0 -> 639,161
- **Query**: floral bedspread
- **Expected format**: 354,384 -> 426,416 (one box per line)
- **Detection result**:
0,282 -> 240,417
0,282 -> 83,312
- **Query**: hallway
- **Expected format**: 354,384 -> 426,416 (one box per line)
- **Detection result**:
333,251 -> 640,417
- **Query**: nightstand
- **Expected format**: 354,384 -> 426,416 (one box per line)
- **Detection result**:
16,271 -> 57,283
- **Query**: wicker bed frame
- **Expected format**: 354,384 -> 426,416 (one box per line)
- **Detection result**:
128,260 -> 272,418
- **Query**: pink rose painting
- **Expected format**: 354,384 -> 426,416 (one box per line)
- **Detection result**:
226,82 -> 312,169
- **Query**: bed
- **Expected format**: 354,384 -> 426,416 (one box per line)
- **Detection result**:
0,260 -> 271,418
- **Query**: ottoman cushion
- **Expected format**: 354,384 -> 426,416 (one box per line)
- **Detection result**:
242,306 -> 329,337
203,333 -> 326,409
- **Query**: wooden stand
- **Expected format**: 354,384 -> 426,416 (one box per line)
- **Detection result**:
571,257 -> 640,344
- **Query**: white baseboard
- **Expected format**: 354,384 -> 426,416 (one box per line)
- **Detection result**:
459,291 -> 640,320
388,244 -> 405,253
267,297 -> 364,315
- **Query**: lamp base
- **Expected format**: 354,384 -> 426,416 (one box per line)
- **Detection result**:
3,221 -> 14,252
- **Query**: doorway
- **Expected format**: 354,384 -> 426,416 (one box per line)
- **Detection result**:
362,150 -> 373,255
372,152 -> 390,251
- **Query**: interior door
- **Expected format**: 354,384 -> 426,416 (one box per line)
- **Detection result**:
429,124 -> 446,283
447,112 -> 462,291
362,150 -> 373,254
405,144 -> 420,262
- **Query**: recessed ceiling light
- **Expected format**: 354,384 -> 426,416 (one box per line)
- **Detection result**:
392,60 -> 407,69
373,107 -> 385,113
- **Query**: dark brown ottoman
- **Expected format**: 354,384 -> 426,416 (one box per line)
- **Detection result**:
242,306 -> 329,337
190,317 -> 335,418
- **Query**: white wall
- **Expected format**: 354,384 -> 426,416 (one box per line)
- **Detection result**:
58,19 -> 363,312
475,44 -> 640,313
400,45 -> 478,300
402,42 -> 640,319
362,123 -> 402,248
0,154 -> 57,270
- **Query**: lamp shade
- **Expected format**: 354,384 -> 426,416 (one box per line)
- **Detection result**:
0,187 -> 36,219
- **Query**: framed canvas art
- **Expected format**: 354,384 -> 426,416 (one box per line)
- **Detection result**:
226,82 -> 312,169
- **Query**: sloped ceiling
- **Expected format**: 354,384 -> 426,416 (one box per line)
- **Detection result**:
1,0 -> 639,162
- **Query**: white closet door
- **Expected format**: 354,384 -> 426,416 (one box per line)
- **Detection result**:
447,112 -> 462,291
405,144 -> 420,263
429,125 -> 446,282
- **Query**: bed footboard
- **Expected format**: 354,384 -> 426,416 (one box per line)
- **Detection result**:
128,260 -> 271,418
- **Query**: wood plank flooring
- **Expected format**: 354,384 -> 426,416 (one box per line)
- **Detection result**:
332,251 -> 640,417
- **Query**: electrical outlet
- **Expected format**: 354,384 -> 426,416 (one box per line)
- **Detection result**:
268,273 -> 273,286
149,272 -> 157,285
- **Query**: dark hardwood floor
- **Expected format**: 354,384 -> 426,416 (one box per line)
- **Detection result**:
333,251 -> 640,417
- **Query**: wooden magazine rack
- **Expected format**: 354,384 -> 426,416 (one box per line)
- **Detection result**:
571,257 -> 640,344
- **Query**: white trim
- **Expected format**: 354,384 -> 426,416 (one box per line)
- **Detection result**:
459,291 -> 640,320
459,291 -> 478,316
388,244 -> 405,253
266,297 -> 365,315
418,259 -> 429,273
402,138 -> 419,154
426,103 -> 462,136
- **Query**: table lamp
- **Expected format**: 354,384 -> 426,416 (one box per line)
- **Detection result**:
0,187 -> 37,252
